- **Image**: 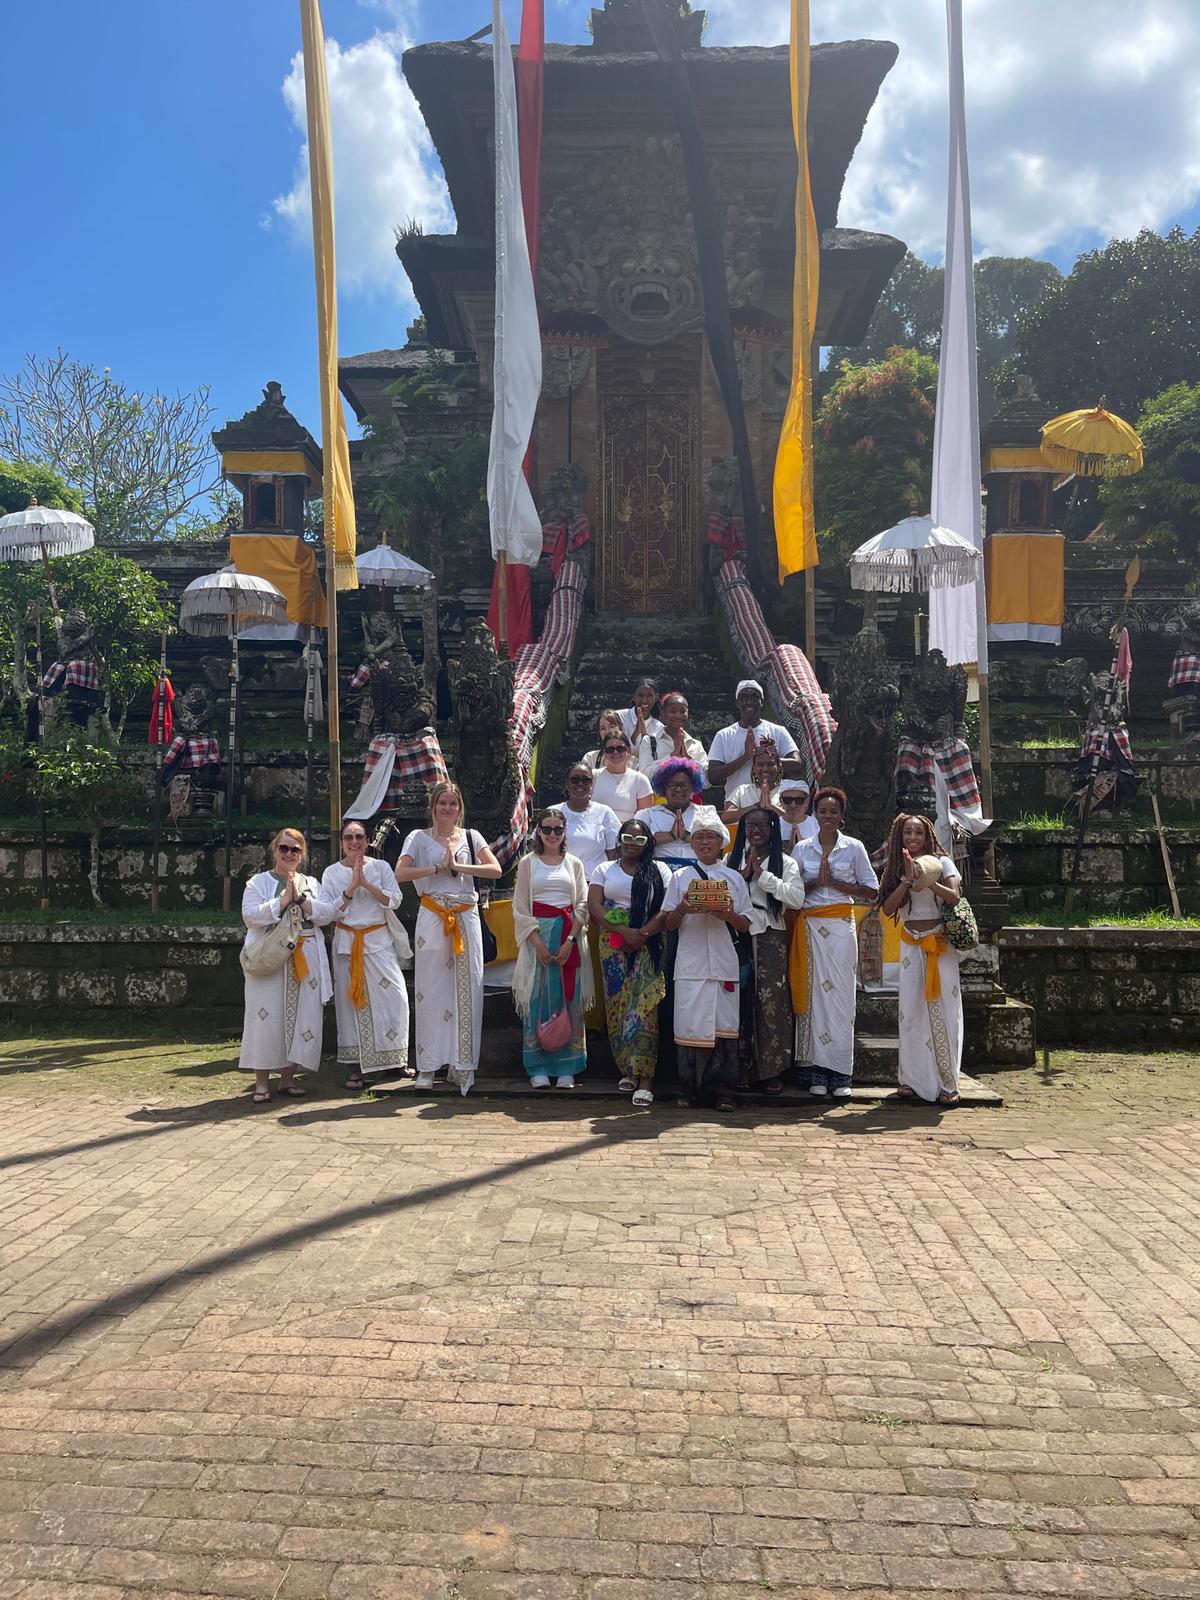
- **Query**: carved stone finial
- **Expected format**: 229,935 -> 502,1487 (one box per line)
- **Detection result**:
824,624 -> 900,852
449,622 -> 520,839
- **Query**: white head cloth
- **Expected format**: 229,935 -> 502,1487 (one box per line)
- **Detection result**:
688,804 -> 730,847
735,679 -> 764,699
780,778 -> 811,796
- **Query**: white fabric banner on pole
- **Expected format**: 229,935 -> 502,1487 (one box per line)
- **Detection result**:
929,0 -> 987,673
486,0 -> 543,568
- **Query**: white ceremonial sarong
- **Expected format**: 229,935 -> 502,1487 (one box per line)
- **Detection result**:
239,933 -> 330,1074
898,935 -> 962,1102
413,897 -> 484,1093
674,977 -> 740,1050
333,944 -> 411,1075
794,914 -> 858,1077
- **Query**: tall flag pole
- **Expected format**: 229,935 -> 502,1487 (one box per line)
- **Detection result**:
929,0 -> 992,813
487,0 -> 544,658
773,0 -> 820,594
299,0 -> 357,844
487,0 -> 544,657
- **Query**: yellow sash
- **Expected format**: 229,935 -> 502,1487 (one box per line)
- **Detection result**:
900,925 -> 950,1004
788,903 -> 855,1014
336,922 -> 386,1009
420,896 -> 475,958
291,933 -> 311,985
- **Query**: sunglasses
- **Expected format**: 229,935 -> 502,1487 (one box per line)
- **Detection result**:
342,833 -> 367,842
603,745 -> 629,755
618,832 -> 647,843
540,825 -> 565,836
567,774 -> 592,784
781,796 -> 809,806
277,844 -> 302,854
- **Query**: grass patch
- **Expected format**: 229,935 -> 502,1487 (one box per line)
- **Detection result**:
0,907 -> 239,926
1010,908 -> 1200,929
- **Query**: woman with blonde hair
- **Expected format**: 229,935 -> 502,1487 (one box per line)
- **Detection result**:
317,818 -> 409,1092
878,812 -> 963,1106
513,808 -> 591,1087
394,781 -> 501,1094
239,828 -> 336,1104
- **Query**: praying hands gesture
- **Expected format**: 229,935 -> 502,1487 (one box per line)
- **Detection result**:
672,726 -> 688,757
902,847 -> 919,884
742,726 -> 758,764
672,809 -> 687,841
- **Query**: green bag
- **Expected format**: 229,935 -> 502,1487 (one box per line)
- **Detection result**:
940,894 -> 979,951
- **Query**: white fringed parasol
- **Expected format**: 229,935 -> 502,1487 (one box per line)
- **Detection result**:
0,500 -> 95,562
356,533 -> 434,590
178,568 -> 288,637
849,514 -> 982,594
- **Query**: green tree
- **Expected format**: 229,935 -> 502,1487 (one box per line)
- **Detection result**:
0,350 -> 219,541
0,458 -> 83,517
1005,227 -> 1200,421
29,737 -> 140,907
814,347 -> 940,565
1099,381 -> 1200,557
826,252 -> 1059,419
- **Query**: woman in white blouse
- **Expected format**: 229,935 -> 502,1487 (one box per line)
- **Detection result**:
635,691 -> 707,781
512,809 -> 591,1088
878,812 -> 964,1106
791,787 -> 879,1098
722,742 -> 784,830
239,828 -> 336,1103
393,782 -> 501,1094
561,763 -> 620,1027
317,821 -> 409,1092
591,730 -> 654,823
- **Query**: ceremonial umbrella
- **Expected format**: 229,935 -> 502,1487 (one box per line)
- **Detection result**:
356,530 -> 434,591
179,568 -> 287,911
0,499 -> 96,908
848,514 -> 982,594
541,309 -> 609,464
1040,403 -> 1144,477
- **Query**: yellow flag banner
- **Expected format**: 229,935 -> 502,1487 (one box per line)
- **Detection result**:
300,0 -> 358,592
773,0 -> 820,581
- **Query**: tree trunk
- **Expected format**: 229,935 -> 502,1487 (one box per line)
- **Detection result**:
88,823 -> 103,908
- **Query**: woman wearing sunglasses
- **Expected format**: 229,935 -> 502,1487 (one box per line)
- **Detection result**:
512,808 -> 591,1088
239,828 -> 336,1104
591,732 -> 653,823
560,763 -> 620,1028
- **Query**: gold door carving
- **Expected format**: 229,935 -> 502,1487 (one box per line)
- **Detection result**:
600,393 -> 699,615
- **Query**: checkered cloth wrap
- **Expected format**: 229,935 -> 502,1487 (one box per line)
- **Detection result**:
707,512 -> 746,562
1080,726 -> 1134,766
542,513 -> 593,578
1169,650 -> 1200,690
42,659 -> 100,693
362,732 -> 448,808
895,738 -> 982,812
509,687 -> 547,773
714,559 -> 836,783
349,662 -> 371,692
164,734 -> 220,771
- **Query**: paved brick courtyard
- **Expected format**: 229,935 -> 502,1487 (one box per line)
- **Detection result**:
2,1051 -> 1200,1599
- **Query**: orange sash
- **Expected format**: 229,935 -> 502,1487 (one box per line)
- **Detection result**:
420,896 -> 475,958
788,903 -> 855,1014
336,922 -> 386,1009
291,934 -> 311,985
900,925 -> 950,1004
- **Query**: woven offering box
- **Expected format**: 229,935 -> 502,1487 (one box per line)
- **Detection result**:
684,877 -> 732,912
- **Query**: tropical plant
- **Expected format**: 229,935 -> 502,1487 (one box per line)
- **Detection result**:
28,737 -> 140,907
0,458 -> 83,517
1099,381 -> 1200,557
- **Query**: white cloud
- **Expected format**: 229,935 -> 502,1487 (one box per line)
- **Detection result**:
272,18 -> 453,300
702,0 -> 1200,263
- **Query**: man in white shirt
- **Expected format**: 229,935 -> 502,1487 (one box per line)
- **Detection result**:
706,680 -> 803,797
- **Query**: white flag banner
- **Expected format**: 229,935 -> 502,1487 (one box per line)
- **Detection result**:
486,0 -> 543,568
929,0 -> 986,673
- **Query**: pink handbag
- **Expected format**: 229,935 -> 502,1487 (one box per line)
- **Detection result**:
537,1007 -> 573,1052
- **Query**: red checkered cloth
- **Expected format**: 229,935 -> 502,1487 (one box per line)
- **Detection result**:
349,662 -> 372,692
510,687 -> 547,772
164,734 -> 220,771
1080,726 -> 1134,766
714,559 -> 836,783
895,738 -> 982,811
707,512 -> 746,563
362,732 -> 448,808
42,658 -> 100,693
1169,650 -> 1200,690
542,513 -> 593,579
488,777 -> 536,870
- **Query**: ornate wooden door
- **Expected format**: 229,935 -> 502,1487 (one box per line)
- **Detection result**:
599,391 -> 700,615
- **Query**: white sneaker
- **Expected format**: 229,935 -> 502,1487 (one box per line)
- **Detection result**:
415,1072 -> 435,1090
808,1083 -> 827,1097
556,1075 -> 575,1089
530,1075 -> 551,1089
831,1085 -> 853,1099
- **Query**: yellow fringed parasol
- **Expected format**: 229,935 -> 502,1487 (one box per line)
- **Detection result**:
1040,402 -> 1144,477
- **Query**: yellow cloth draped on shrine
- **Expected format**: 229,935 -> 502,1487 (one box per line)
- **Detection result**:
229,535 -> 328,628
773,0 -> 820,581
300,0 -> 358,592
985,533 -> 1064,640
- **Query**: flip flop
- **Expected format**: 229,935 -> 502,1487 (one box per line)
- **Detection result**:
344,1075 -> 366,1092
252,1091 -> 272,1104
278,1084 -> 307,1098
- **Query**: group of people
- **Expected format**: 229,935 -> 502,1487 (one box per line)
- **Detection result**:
238,678 -> 966,1112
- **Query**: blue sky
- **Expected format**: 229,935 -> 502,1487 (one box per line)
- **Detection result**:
3,0 -> 1197,456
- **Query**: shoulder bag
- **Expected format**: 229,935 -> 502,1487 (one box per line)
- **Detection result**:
240,894 -> 304,978
940,893 -> 979,951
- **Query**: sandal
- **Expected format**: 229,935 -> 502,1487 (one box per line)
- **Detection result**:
895,1085 -> 918,1099
631,1088 -> 654,1107
937,1091 -> 961,1107
673,1095 -> 693,1109
252,1090 -> 272,1105
278,1084 -> 307,1098
344,1074 -> 366,1092
763,1079 -> 784,1097
715,1096 -> 738,1113
617,1077 -> 637,1093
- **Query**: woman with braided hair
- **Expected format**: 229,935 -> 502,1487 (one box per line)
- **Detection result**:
587,818 -> 671,1107
729,806 -> 805,1096
878,812 -> 963,1106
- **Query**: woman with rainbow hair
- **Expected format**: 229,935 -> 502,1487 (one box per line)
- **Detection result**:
648,756 -> 706,871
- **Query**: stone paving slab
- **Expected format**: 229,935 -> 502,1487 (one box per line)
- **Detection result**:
0,1057 -> 1197,1599
370,1073 -> 1003,1108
